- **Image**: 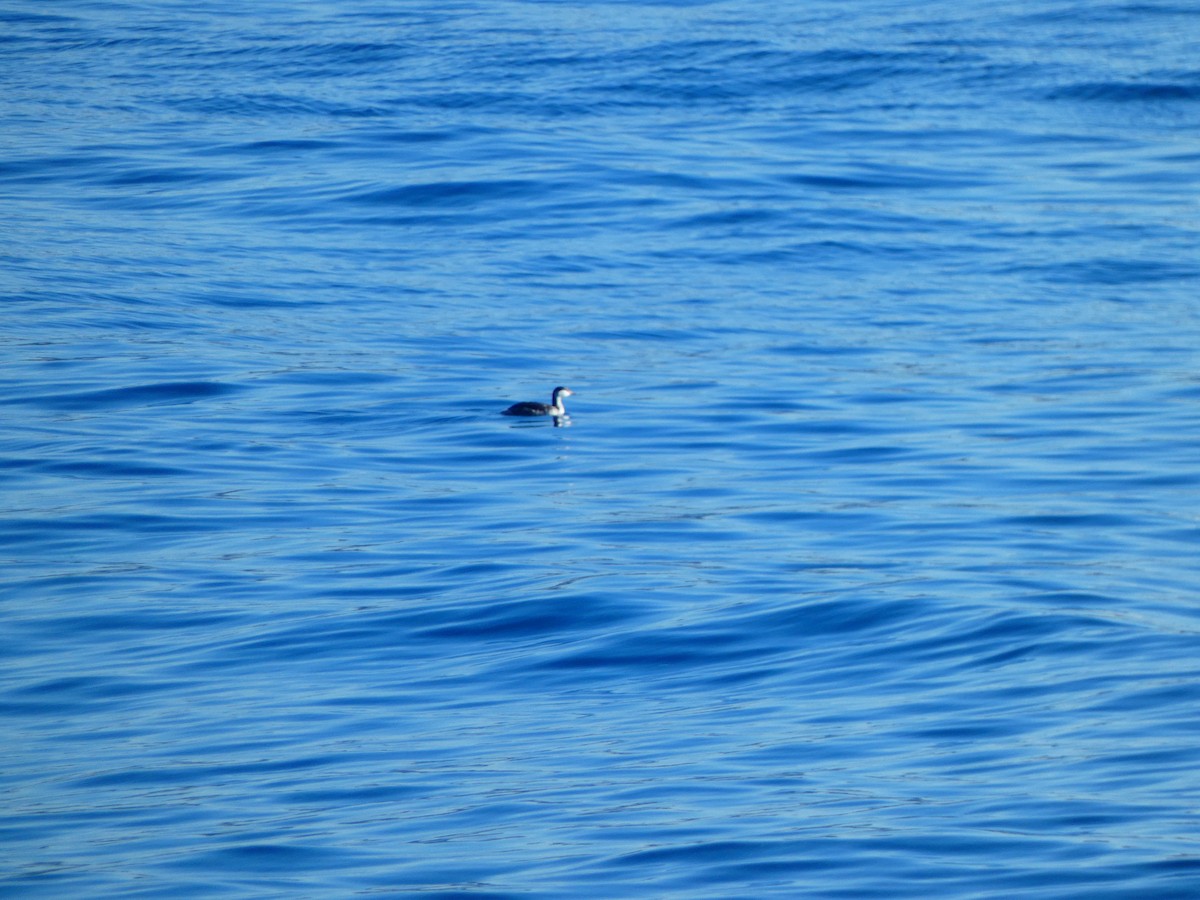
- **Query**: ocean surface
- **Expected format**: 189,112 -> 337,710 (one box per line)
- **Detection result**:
3,1 -> 1200,896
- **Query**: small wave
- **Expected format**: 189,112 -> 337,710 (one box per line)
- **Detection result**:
12,381 -> 241,411
1018,258 -> 1200,286
1048,80 -> 1200,103
36,459 -> 186,478
783,165 -> 989,193
345,179 -> 540,209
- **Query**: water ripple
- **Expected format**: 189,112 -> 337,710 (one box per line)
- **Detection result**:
4,0 -> 1200,897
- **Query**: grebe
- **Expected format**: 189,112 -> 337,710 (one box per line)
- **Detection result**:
502,386 -> 573,417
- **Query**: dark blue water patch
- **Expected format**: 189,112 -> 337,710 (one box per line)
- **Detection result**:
1009,3 -> 1197,26
571,327 -> 709,342
392,88 -> 558,116
89,163 -> 232,189
1016,590 -> 1127,612
33,458 -> 188,478
1017,257 -> 1200,286
0,675 -> 193,720
1048,80 -> 1200,103
668,207 -> 786,233
5,380 -> 242,411
415,592 -> 640,641
594,834 -> 1028,897
1160,149 -> 1200,169
346,178 -> 543,209
998,513 -> 1136,529
5,672 -> 174,704
250,38 -> 411,69
531,593 -> 922,689
37,35 -> 186,57
0,872 -> 102,900
604,45 -> 954,104
356,125 -> 482,147
805,444 -> 914,464
732,594 -> 919,640
534,626 -> 763,676
781,163 -> 989,193
846,390 -> 927,406
904,609 -> 1123,672
0,152 -> 126,186
0,10 -> 77,29
1087,680 -> 1200,717
508,251 -> 638,278
217,137 -> 342,156
191,586 -> 636,673
1,287 -> 166,316
1151,526 -> 1200,546
614,168 -> 761,196
768,341 -> 876,359
157,841 -> 366,892
202,290 -> 337,308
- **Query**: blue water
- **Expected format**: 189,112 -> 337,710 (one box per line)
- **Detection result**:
4,0 -> 1200,896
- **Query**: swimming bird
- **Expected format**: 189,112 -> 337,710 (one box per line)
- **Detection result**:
502,386 -> 573,417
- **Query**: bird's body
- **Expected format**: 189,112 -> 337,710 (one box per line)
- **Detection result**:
503,386 -> 573,417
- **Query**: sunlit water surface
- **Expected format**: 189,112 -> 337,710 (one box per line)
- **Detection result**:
4,1 -> 1200,897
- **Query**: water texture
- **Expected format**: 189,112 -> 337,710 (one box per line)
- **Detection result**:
3,0 -> 1200,897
